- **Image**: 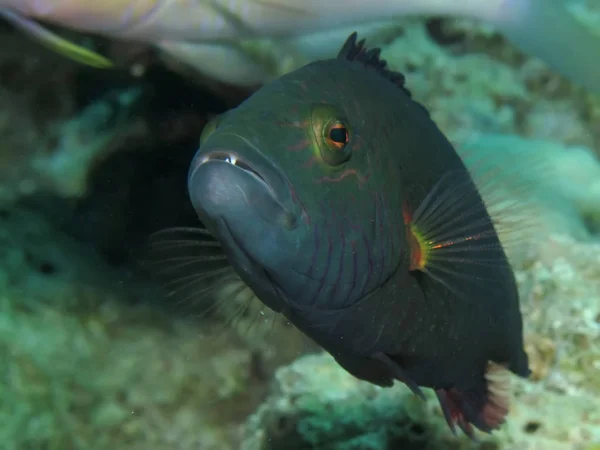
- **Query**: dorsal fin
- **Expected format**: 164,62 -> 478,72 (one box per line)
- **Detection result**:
337,32 -> 412,98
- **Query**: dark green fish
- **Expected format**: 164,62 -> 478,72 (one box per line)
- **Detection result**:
146,33 -> 532,438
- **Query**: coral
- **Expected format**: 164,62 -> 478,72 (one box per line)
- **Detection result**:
242,234 -> 600,450
0,27 -> 217,212
0,199 -> 318,449
518,234 -> 600,396
29,86 -> 146,200
378,18 -> 600,153
0,206 -> 309,450
0,31 -> 75,207
0,29 -> 148,207
242,352 -> 600,450
458,133 -> 600,261
241,353 -> 456,450
569,0 -> 600,34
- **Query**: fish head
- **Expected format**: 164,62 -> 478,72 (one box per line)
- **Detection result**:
188,59 -> 406,313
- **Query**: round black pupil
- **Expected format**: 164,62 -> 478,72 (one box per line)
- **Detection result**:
329,127 -> 347,144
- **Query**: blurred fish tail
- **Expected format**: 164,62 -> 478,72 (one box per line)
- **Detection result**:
0,7 -> 114,68
491,0 -> 600,93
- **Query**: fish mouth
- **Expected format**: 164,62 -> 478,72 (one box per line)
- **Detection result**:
188,145 -> 300,231
188,144 -> 303,293
196,151 -> 271,193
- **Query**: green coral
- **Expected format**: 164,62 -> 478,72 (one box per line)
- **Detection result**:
242,353 -> 503,450
295,388 -> 412,449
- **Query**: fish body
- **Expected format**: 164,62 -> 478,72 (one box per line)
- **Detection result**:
0,0 -> 507,42
148,33 -> 531,436
1,0 -> 599,91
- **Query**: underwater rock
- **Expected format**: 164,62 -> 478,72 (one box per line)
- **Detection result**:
518,234 -> 600,397
242,233 -> 600,450
569,0 -> 600,35
378,18 -> 600,153
0,31 -> 76,207
241,352 -> 473,450
0,27 -> 232,214
241,354 -> 600,450
28,86 -> 146,199
0,206 -> 306,450
458,133 -> 600,258
0,34 -> 146,207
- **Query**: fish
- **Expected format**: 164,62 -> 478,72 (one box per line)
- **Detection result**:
0,0 -> 599,92
141,32 -> 544,438
0,8 -> 113,68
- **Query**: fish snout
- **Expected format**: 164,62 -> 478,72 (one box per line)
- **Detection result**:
188,149 -> 297,231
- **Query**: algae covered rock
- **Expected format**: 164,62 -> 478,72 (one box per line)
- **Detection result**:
0,30 -> 147,207
242,352 -> 462,450
458,133 -> 600,254
0,207 -> 262,450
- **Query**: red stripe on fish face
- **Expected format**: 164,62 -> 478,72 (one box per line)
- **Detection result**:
315,168 -> 368,187
276,116 -> 308,130
286,139 -> 310,152
302,156 -> 318,168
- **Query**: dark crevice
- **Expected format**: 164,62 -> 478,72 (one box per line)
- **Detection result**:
425,18 -> 466,47
22,64 -> 252,267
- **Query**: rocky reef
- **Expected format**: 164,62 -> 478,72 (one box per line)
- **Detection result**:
0,5 -> 599,450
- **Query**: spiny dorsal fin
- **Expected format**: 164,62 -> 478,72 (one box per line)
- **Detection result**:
337,32 -> 412,98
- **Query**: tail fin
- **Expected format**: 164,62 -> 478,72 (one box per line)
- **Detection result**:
490,0 -> 600,94
435,362 -> 511,438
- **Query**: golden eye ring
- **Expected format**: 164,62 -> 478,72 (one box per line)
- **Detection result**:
321,119 -> 351,165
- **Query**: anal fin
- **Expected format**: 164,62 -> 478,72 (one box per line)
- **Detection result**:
435,362 -> 511,439
372,352 -> 426,400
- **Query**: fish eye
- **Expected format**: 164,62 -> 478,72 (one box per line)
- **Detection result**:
322,119 -> 351,165
326,121 -> 349,149
310,104 -> 352,166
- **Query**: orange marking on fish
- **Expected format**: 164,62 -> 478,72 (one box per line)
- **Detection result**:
406,227 -> 424,271
287,139 -> 310,152
402,201 -> 427,271
280,119 -> 309,129
293,80 -> 309,92
302,156 -> 318,168
402,199 -> 412,225
315,169 -> 368,186
431,233 -> 480,250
